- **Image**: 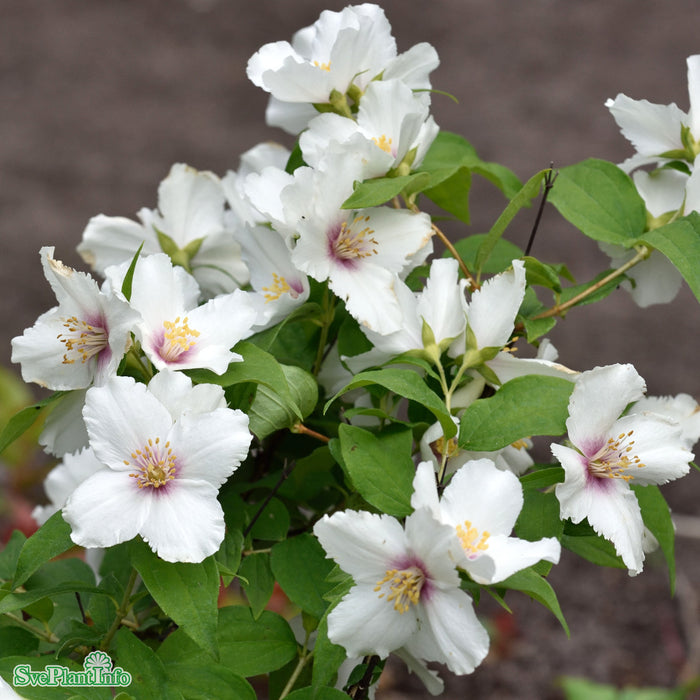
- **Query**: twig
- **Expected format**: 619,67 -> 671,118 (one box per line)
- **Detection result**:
292,423 -> 330,443
347,655 -> 380,699
525,165 -> 557,256
243,460 -> 295,539
431,223 -> 479,289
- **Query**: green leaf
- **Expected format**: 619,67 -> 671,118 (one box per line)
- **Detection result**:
120,243 -> 145,301
557,268 -> 621,309
0,626 -> 39,656
561,521 -> 626,569
12,511 -> 75,589
247,364 -> 318,439
459,376 -> 574,451
341,173 -> 431,209
245,497 -> 290,542
523,256 -> 562,292
286,688 -> 349,700
165,661 -> 255,700
548,159 -> 646,245
130,539 -> 220,659
519,467 -> 565,491
115,628 -> 182,700
0,530 -> 26,581
159,606 -> 298,677
270,534 -> 335,619
0,582 -> 104,616
311,612 -> 348,688
637,212 -> 700,303
215,528 -> 244,587
423,166 -> 472,223
475,169 -> 548,274
497,567 -> 568,635
239,553 -> 275,619
632,484 -> 676,593
337,425 -> 415,517
0,392 -> 64,456
327,368 -> 455,440
451,235 -> 524,275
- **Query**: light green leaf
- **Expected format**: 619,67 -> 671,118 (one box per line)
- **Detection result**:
115,628 -> 183,700
239,553 -> 275,619
337,425 -> 415,517
497,567 -> 568,635
13,511 -> 75,589
451,235 -> 524,275
130,539 -> 220,659
459,376 -> 574,451
0,391 -> 64,456
270,534 -> 335,619
632,484 -> 676,593
326,368 -> 455,440
164,662 -> 255,700
341,173 -> 431,209
475,169 -> 548,274
548,159 -> 646,245
637,212 -> 700,303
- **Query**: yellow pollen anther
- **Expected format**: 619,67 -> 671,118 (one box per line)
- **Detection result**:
313,60 -> 331,72
128,438 -> 176,489
372,134 -> 393,154
262,273 -> 292,302
511,438 -> 529,450
332,216 -> 379,260
374,566 -> 425,614
587,430 -> 644,481
161,316 -> 200,361
456,520 -> 490,559
57,316 -> 108,365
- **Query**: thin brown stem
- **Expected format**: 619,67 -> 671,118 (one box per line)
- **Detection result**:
431,223 -> 479,289
292,423 -> 330,443
532,245 -> 649,321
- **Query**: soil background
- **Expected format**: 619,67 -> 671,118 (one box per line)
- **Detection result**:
3,1 -> 700,698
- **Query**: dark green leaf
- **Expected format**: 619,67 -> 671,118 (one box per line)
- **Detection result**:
0,392 -> 64,456
130,540 -> 220,659
338,425 -> 415,517
270,534 -> 335,619
239,553 -> 275,619
13,511 -> 75,589
548,159 -> 646,245
452,235 -> 524,275
459,376 -> 574,451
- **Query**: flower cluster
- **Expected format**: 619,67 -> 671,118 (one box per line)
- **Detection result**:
3,4 -> 699,698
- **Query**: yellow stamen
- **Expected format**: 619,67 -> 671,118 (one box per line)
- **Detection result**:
128,437 -> 177,489
372,134 -> 393,154
588,430 -> 644,481
332,215 -> 378,261
57,316 -> 108,365
262,273 -> 292,303
374,566 -> 425,614
456,520 -> 490,559
313,60 -> 331,72
161,316 -> 200,361
433,435 -> 460,459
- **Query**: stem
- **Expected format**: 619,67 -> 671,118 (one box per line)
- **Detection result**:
525,166 -> 557,256
532,245 -> 650,321
280,637 -> 312,699
291,423 -> 330,443
347,655 -> 381,699
243,461 -> 296,539
313,285 -> 336,376
100,567 -> 139,651
431,223 -> 479,289
5,612 -> 59,644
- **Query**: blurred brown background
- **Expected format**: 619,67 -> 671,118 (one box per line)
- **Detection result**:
3,1 -> 700,698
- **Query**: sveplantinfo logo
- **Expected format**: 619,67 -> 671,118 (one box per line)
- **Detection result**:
12,650 -> 132,689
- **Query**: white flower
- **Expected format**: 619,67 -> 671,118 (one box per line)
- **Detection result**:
551,364 -> 693,575
606,55 -> 700,172
343,258 -> 466,371
420,418 -> 535,478
281,154 -> 433,334
448,260 -> 526,359
629,392 -> 700,450
108,254 -> 257,374
38,390 -> 90,457
32,448 -> 104,526
63,372 -> 252,563
11,247 -> 139,391
411,460 -> 560,583
313,507 -> 489,676
300,79 -> 439,178
78,163 -> 248,298
598,168 -> 700,307
247,4 -> 439,135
